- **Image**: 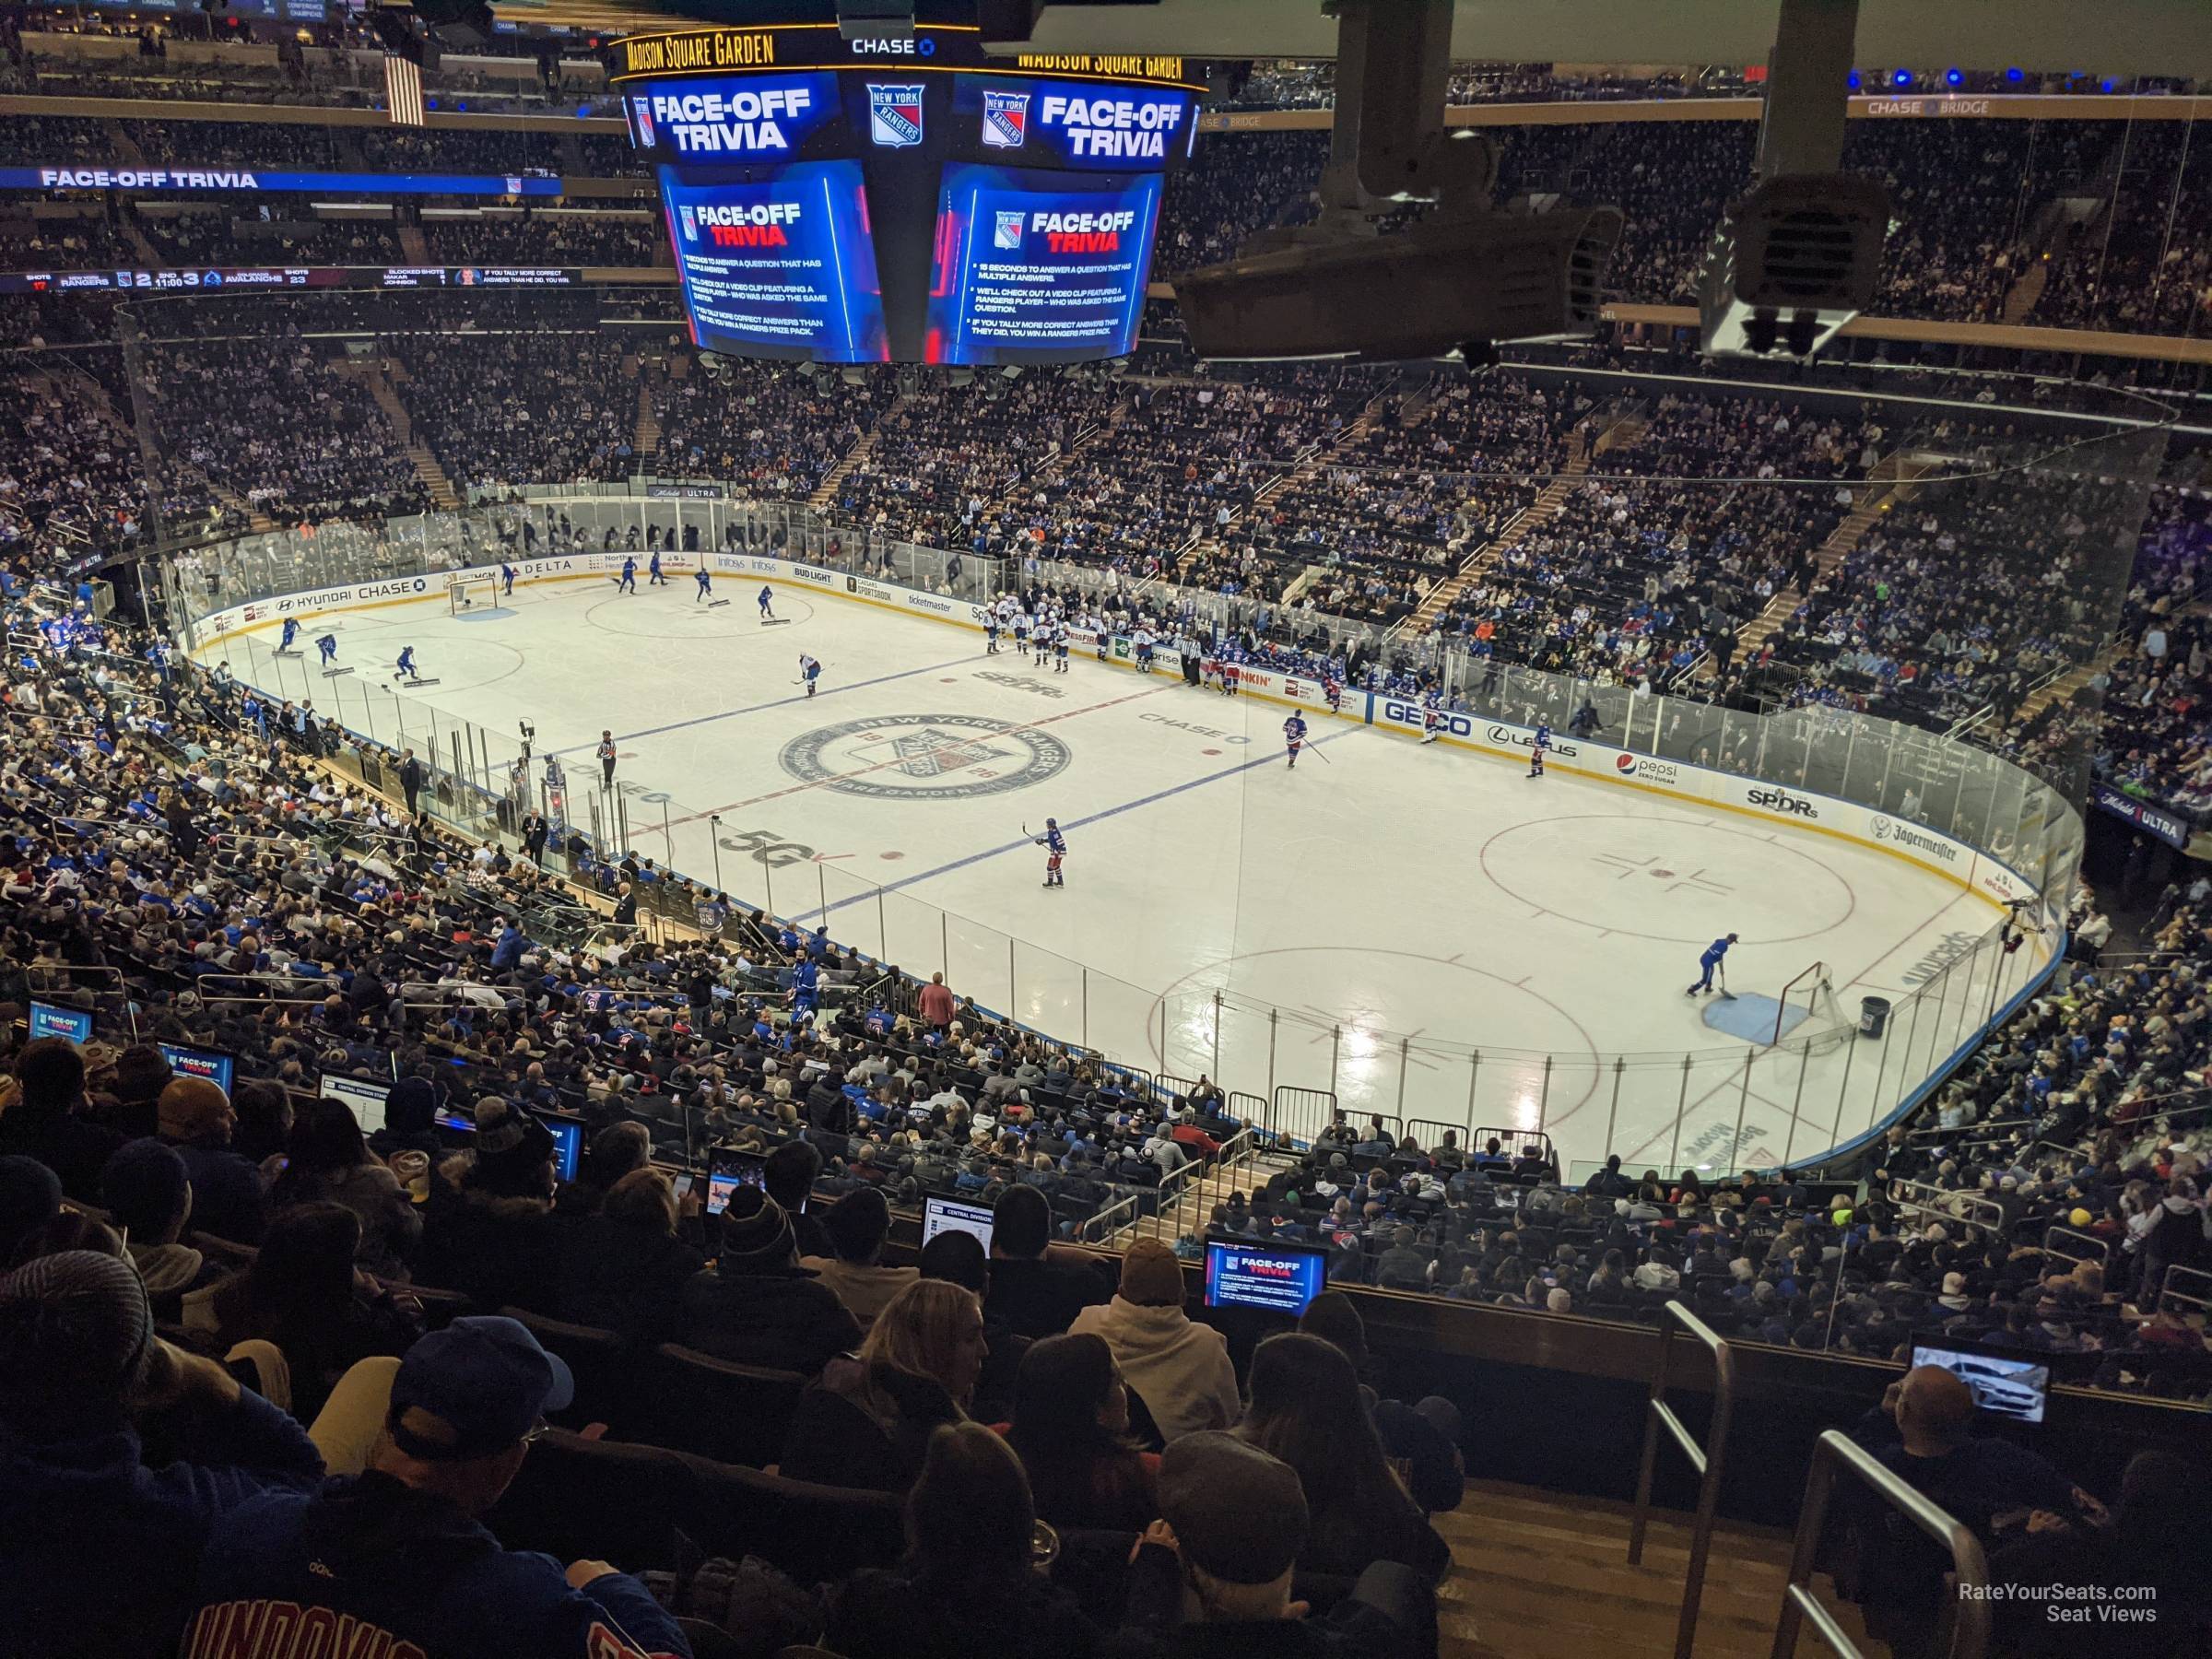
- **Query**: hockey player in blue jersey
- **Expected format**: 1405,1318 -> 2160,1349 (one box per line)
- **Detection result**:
1419,691 -> 1443,744
758,585 -> 775,620
799,653 -> 821,697
315,631 -> 338,667
1528,721 -> 1552,778
1686,933 -> 1738,996
1035,818 -> 1067,888
649,549 -> 666,586
501,560 -> 517,596
392,646 -> 420,684
1283,713 -> 1308,769
695,566 -> 712,604
618,556 -> 637,594
278,618 -> 300,653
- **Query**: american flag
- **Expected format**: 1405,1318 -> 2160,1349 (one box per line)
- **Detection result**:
385,53 -> 426,127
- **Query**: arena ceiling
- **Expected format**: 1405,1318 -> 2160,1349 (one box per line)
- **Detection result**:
501,0 -> 2212,79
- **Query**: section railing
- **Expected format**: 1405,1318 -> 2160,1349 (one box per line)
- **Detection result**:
1627,1300 -> 1736,1659
1770,1430 -> 1991,1659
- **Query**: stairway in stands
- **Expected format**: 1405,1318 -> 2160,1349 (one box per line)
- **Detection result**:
807,394 -> 902,510
357,359 -> 462,512
629,359 -> 662,469
43,354 -> 277,532
1435,1480 -> 1867,1658
397,222 -> 431,265
1723,451 -> 1934,666
1394,408 -> 1634,640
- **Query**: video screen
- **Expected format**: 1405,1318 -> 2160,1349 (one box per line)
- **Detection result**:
320,1074 -> 391,1136
159,1042 -> 235,1098
660,160 -> 885,361
27,1000 -> 93,1045
707,1147 -> 768,1216
547,1119 -> 584,1185
1204,1237 -> 1327,1315
928,165 -> 1160,365
922,1194 -> 994,1252
1911,1344 -> 2051,1424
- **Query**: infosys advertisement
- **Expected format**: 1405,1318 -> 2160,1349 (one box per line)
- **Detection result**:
658,161 -> 885,361
928,164 -> 1160,364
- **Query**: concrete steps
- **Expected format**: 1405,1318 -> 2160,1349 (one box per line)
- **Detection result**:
397,221 -> 430,265
358,363 -> 462,512
807,394 -> 902,511
1726,452 -> 1934,666
631,361 -> 661,467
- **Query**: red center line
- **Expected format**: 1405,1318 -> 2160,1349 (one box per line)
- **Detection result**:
663,681 -> 1177,829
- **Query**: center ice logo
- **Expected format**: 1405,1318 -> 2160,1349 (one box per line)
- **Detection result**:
982,90 -> 1030,148
868,84 -> 924,147
779,714 -> 1070,801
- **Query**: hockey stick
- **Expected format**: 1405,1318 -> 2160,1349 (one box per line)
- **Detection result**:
1716,959 -> 1736,1001
1304,741 -> 1333,766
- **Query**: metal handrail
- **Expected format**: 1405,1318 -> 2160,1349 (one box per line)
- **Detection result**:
1627,1300 -> 1736,1659
1770,1430 -> 1991,1659
2040,1225 -> 2109,1268
2157,1262 -> 2212,1318
1887,1177 -> 2005,1236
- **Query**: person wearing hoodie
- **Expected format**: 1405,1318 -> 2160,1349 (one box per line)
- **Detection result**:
100,1138 -> 218,1319
417,1099 -> 559,1312
268,1098 -> 421,1281
680,1185 -> 860,1374
802,1185 -> 920,1333
0,1250 -> 325,1659
157,1076 -> 270,1247
1068,1238 -> 1239,1442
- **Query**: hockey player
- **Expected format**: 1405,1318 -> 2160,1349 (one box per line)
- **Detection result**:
799,653 -> 822,698
984,609 -> 1001,654
1052,619 -> 1070,674
618,555 -> 638,594
1035,818 -> 1067,888
598,730 -> 618,789
649,549 -> 666,586
1686,933 -> 1738,996
392,646 -> 420,684
500,560 -> 517,597
1419,691 -> 1443,744
1133,627 -> 1155,674
1283,712 -> 1308,769
1220,657 -> 1240,698
315,631 -> 338,668
1528,721 -> 1552,779
278,618 -> 300,653
1012,608 -> 1031,659
1324,674 -> 1344,714
758,584 -> 775,621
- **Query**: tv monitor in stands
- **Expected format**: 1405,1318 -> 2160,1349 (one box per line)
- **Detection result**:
1203,1235 -> 1329,1315
922,1194 -> 994,1253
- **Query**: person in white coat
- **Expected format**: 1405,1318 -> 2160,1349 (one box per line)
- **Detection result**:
1068,1238 -> 1240,1444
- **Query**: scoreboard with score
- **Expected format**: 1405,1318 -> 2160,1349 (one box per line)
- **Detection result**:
617,26 -> 1194,366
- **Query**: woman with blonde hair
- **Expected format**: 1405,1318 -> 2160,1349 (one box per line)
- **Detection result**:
780,1277 -> 985,1492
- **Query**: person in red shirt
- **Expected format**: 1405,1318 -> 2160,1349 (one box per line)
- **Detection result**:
918,972 -> 957,1034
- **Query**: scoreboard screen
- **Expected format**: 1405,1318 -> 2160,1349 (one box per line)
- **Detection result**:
614,25 -> 1198,366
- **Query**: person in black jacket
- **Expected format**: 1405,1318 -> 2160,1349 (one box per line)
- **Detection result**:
546,1168 -> 702,1344
156,1076 -> 269,1247
416,1100 -> 559,1312
985,1183 -> 1110,1339
398,747 -> 425,819
0,1038 -> 125,1204
826,1421 -> 1098,1659
679,1186 -> 858,1374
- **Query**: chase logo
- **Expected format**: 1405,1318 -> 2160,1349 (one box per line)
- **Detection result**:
868,84 -> 924,147
994,210 -> 1025,249
982,90 -> 1030,148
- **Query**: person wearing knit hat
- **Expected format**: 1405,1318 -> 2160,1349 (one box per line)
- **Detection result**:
0,1251 -> 324,1658
416,1100 -> 559,1311
678,1185 -> 860,1376
1119,1431 -> 1429,1653
155,1075 -> 269,1247
1068,1238 -> 1238,1442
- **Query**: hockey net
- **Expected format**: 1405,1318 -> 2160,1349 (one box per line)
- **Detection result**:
1774,961 -> 1850,1053
447,573 -> 499,615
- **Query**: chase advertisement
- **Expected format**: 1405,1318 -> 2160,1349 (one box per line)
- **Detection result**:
928,165 -> 1161,365
658,161 -> 885,361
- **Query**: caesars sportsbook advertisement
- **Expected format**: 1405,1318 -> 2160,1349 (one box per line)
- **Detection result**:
613,25 -> 1197,365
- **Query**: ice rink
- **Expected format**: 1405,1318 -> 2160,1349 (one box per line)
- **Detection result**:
198,574 -> 2051,1173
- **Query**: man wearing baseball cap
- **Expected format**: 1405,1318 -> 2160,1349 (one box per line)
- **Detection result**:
181,1317 -> 690,1659
1109,1431 -> 1429,1657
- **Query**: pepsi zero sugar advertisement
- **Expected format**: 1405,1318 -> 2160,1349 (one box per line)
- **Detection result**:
660,161 -> 884,361
930,165 -> 1161,364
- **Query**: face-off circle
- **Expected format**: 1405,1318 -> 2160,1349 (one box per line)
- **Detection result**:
779,713 -> 1071,801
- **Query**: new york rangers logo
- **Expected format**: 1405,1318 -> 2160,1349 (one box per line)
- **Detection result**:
632,97 -> 655,147
982,90 -> 1030,148
994,211 -> 1025,249
677,204 -> 698,242
868,84 -> 924,147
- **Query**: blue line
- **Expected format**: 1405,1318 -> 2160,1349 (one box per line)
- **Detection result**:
794,725 -> 1355,922
552,651 -> 978,758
